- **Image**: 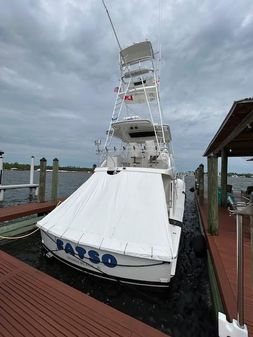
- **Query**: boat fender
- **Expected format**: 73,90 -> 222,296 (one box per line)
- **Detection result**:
191,235 -> 207,258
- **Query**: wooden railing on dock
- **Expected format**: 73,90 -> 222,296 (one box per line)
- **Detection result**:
0,251 -> 168,337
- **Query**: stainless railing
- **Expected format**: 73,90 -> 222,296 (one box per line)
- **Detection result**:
228,193 -> 253,329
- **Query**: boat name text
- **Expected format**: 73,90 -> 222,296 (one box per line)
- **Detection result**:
56,239 -> 117,268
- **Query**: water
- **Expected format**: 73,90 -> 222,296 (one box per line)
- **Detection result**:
226,176 -> 253,192
204,175 -> 253,194
0,170 -> 91,207
0,171 -> 231,337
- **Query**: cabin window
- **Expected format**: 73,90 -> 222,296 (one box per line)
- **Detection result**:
129,131 -> 155,138
134,80 -> 146,86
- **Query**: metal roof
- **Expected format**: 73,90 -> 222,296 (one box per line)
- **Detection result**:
204,98 -> 253,157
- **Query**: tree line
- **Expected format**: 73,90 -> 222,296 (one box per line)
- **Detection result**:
3,162 -> 92,172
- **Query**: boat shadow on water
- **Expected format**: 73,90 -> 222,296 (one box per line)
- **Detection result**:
1,177 -> 217,337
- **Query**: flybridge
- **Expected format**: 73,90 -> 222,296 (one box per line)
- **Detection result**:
111,119 -> 171,144
99,40 -> 176,172
120,41 -> 154,66
118,41 -> 157,105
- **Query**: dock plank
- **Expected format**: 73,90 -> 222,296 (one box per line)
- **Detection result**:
13,273 -> 129,337
0,251 -> 168,337
197,197 -> 253,336
0,200 -> 63,222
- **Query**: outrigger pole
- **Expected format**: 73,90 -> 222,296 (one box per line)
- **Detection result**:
101,0 -> 122,51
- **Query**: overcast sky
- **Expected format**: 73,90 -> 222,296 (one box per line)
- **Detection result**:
0,0 -> 253,172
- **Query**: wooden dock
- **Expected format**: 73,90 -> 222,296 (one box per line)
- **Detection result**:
0,250 -> 168,337
0,200 -> 63,222
197,196 -> 253,336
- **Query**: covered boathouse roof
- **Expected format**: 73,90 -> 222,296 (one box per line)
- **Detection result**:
204,97 -> 253,157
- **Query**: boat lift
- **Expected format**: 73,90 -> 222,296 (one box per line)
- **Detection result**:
0,151 -> 39,201
219,194 -> 253,337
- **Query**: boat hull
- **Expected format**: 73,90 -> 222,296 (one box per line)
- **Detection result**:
40,230 -> 177,288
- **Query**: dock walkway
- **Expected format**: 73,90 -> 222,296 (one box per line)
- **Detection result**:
0,251 -> 168,337
0,200 -> 64,222
197,196 -> 253,336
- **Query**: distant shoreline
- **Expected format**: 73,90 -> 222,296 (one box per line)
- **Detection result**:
4,162 -> 92,173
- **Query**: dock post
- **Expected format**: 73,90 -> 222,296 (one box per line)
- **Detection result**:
221,149 -> 228,207
29,155 -> 35,200
38,158 -> 47,203
195,167 -> 199,193
30,156 -> 35,184
51,158 -> 59,204
0,151 -> 4,201
208,154 -> 219,235
198,164 -> 204,203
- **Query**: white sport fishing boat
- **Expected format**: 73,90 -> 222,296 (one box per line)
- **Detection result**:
37,40 -> 185,287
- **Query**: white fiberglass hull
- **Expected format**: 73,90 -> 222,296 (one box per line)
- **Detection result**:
40,229 -> 180,287
38,168 -> 185,287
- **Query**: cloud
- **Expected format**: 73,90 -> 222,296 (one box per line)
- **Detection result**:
0,0 -> 252,172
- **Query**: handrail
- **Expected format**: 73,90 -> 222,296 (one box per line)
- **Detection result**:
219,196 -> 251,336
227,194 -> 253,329
0,184 -> 38,190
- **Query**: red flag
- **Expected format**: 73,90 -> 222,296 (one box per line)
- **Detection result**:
124,95 -> 133,101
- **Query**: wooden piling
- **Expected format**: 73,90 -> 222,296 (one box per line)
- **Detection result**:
195,167 -> 199,193
221,149 -> 228,207
0,151 -> 4,201
208,155 -> 219,235
51,158 -> 59,204
38,158 -> 47,203
198,164 -> 204,203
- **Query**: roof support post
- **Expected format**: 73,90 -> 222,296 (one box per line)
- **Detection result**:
221,149 -> 228,207
198,163 -> 204,204
208,155 -> 219,235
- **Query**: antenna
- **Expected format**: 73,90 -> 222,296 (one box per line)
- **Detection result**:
101,0 -> 122,51
157,0 -> 162,85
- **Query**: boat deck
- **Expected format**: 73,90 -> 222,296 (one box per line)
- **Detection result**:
197,196 -> 253,336
0,250 -> 168,337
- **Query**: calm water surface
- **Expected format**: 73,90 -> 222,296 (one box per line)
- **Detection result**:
0,170 -> 91,207
3,171 -> 251,336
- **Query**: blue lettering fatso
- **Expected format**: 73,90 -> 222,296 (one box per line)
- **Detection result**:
55,240 -> 117,267
75,246 -> 86,259
65,242 -> 75,255
88,250 -> 100,264
56,239 -> 64,250
102,254 -> 117,268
